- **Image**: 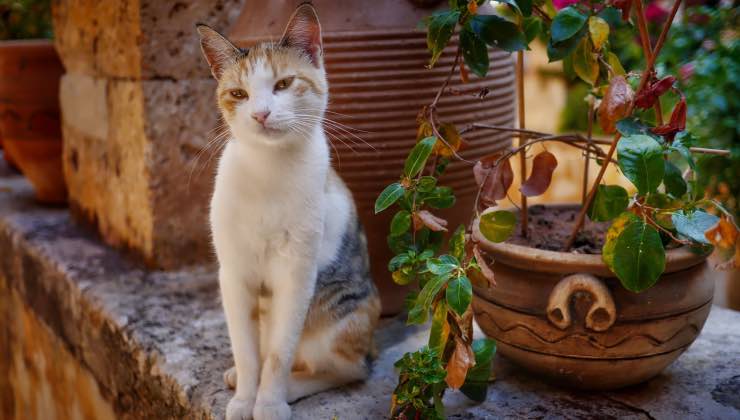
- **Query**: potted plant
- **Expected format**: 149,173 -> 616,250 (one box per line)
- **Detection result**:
374,0 -> 737,417
0,0 -> 66,204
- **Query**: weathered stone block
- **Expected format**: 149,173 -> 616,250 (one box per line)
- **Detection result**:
53,0 -> 245,80
60,74 -> 220,268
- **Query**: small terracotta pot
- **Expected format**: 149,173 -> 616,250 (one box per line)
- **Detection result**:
471,205 -> 713,390
231,0 -> 515,314
0,40 -> 66,204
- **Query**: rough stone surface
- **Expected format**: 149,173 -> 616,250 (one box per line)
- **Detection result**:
53,0 -> 240,269
52,0 -> 245,80
1,170 -> 739,419
60,75 -> 220,268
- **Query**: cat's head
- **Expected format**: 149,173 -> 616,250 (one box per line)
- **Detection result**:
197,4 -> 327,146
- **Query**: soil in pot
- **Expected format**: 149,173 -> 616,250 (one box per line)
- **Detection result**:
506,205 -> 608,254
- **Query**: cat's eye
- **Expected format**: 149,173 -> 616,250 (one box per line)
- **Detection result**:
274,77 -> 295,92
230,89 -> 248,100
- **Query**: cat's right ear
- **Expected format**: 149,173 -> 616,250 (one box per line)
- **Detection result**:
196,24 -> 241,79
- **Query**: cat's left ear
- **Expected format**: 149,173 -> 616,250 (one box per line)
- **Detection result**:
280,3 -> 323,67
196,23 -> 241,79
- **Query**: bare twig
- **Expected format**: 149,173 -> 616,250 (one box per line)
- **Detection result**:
582,103 -> 595,205
516,51 -> 528,237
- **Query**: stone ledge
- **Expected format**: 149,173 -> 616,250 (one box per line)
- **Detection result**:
0,170 -> 739,419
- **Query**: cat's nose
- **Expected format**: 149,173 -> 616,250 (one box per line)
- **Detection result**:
251,110 -> 271,125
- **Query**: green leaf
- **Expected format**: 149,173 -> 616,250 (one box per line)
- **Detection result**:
418,176 -> 437,192
408,274 -> 449,325
460,26 -> 489,78
424,186 -> 456,209
449,225 -> 466,262
617,134 -> 665,195
551,6 -> 588,43
612,220 -> 666,292
588,184 -> 629,222
446,275 -> 473,316
588,16 -> 609,50
602,211 -> 639,270
523,16 -> 541,43
672,210 -> 720,245
671,132 -> 696,170
573,37 -> 599,85
479,210 -> 516,243
469,15 -> 527,53
390,210 -> 412,236
404,137 -> 437,177
460,339 -> 496,402
615,118 -> 659,140
375,183 -> 405,214
427,256 -> 459,275
428,300 -> 449,358
388,253 -> 411,272
663,161 -> 687,197
427,10 -> 461,67
546,28 -> 585,62
514,0 -> 532,16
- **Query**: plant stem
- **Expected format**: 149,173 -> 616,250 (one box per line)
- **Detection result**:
563,0 -> 684,251
582,104 -> 595,205
516,51 -> 528,237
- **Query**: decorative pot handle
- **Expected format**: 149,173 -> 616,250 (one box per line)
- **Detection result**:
546,273 -> 616,332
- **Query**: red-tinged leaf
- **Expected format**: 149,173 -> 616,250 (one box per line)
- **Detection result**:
610,0 -> 633,21
598,75 -> 634,133
467,0 -> 478,15
414,210 -> 449,232
473,245 -> 496,286
445,338 -> 475,389
460,59 -> 470,83
520,151 -> 558,197
653,97 -> 686,141
635,76 -> 676,109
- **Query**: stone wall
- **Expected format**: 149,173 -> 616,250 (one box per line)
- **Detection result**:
0,275 -> 116,420
53,0 -> 245,268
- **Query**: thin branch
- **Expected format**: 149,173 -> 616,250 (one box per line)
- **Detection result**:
582,103 -> 595,205
517,50 -> 528,237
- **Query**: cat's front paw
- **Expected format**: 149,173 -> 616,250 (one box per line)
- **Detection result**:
226,396 -> 255,420
253,400 -> 291,420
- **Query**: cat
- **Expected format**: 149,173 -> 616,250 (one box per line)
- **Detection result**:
196,4 -> 381,420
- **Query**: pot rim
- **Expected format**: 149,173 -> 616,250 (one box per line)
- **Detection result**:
472,205 -> 711,277
0,39 -> 55,50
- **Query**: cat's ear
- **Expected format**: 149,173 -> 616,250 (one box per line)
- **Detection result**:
196,24 -> 241,79
280,3 -> 323,67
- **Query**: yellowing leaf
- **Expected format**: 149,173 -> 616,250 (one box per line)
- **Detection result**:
705,216 -> 739,250
434,123 -> 463,157
606,51 -> 626,76
573,37 -> 599,85
588,16 -> 609,50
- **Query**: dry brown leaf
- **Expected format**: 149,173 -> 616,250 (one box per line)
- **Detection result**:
445,338 -> 475,389
460,60 -> 470,84
519,151 -> 558,197
474,154 -> 513,206
414,210 -> 449,232
598,75 -> 634,134
473,245 -> 496,286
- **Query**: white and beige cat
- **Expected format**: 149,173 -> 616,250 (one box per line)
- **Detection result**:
197,4 -> 380,420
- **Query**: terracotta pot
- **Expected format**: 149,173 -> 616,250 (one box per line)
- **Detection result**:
470,205 -> 714,390
231,0 -> 515,314
0,40 -> 66,204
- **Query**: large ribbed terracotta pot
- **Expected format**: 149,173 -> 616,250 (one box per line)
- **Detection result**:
231,0 -> 515,314
0,40 -> 66,204
470,206 -> 714,390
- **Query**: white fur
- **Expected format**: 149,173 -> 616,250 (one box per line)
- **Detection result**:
211,58 -> 355,420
